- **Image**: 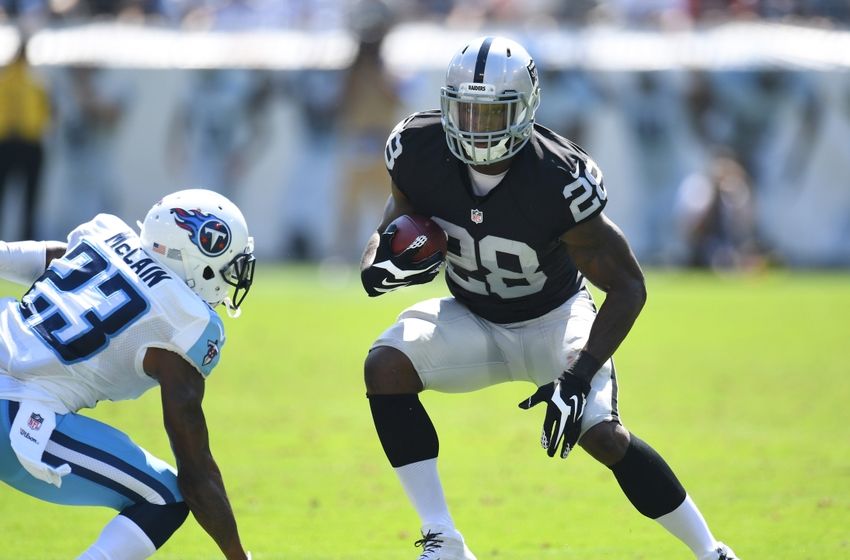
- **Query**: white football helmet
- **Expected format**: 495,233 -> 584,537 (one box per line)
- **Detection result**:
139,189 -> 255,315
440,36 -> 541,165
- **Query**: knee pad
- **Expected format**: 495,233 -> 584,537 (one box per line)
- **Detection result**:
368,394 -> 438,467
610,435 -> 686,519
121,501 -> 190,549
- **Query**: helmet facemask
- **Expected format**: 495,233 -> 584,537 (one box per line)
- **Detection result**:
220,239 -> 255,317
441,84 -> 533,164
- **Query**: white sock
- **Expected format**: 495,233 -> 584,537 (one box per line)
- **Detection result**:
654,494 -> 718,558
77,514 -> 157,560
395,458 -> 456,530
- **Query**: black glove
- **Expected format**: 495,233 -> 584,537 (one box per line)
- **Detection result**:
518,351 -> 600,459
361,224 -> 443,297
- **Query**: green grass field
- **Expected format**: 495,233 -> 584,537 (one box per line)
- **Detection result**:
0,267 -> 848,559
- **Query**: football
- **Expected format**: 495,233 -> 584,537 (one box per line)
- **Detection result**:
388,214 -> 448,262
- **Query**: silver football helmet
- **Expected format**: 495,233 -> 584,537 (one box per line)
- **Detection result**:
139,189 -> 255,316
440,36 -> 541,165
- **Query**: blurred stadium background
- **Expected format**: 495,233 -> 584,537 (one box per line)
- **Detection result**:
1,3 -> 850,558
1,0 -> 849,272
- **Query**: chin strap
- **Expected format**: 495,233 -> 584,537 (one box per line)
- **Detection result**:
462,136 -> 510,163
222,297 -> 242,318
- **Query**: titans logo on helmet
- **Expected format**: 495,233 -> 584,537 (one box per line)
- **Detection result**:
171,208 -> 232,257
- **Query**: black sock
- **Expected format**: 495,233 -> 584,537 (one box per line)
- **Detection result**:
120,501 -> 190,549
609,435 -> 687,519
368,394 -> 438,468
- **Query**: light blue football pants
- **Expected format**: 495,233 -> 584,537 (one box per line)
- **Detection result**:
0,399 -> 182,509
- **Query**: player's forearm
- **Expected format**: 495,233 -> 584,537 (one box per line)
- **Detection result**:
583,281 -> 646,368
45,242 -> 68,265
179,470 -> 247,560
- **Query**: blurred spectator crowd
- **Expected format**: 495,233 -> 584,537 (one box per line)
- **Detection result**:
2,0 -> 850,30
1,0 -> 849,272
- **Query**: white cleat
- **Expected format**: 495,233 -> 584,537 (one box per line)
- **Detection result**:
700,542 -> 739,560
414,525 -> 477,560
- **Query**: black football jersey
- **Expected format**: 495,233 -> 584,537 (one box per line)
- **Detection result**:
385,110 -> 608,323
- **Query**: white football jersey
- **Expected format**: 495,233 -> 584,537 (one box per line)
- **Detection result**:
0,214 -> 225,413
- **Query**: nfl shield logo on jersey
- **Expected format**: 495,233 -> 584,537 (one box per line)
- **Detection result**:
27,413 -> 44,431
470,209 -> 484,224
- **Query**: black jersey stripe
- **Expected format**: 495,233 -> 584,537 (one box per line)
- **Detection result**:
7,399 -> 19,424
473,37 -> 494,83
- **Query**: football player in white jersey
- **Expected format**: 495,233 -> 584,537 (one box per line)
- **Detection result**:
0,189 -> 255,560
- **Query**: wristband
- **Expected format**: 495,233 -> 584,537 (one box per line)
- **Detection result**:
0,240 -> 47,286
566,351 -> 602,385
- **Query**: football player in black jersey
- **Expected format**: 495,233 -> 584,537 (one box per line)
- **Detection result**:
360,36 -> 739,560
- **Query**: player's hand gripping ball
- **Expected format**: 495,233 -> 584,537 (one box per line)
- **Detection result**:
361,214 -> 447,296
388,214 -> 448,262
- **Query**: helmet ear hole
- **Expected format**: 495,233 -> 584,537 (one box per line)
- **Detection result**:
203,266 -> 215,280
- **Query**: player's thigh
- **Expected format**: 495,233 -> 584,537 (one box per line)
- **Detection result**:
371,297 -> 511,393
523,290 -> 620,435
0,400 -> 181,509
521,289 -> 596,385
